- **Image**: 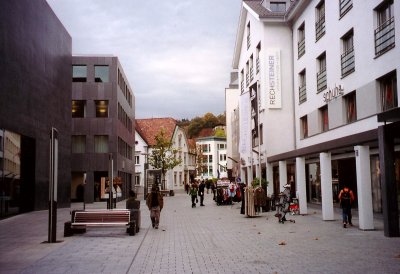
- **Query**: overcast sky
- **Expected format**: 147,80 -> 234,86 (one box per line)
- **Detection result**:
47,0 -> 242,120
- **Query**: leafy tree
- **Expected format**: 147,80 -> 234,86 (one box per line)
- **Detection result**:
188,117 -> 204,138
148,129 -> 182,190
203,112 -> 219,128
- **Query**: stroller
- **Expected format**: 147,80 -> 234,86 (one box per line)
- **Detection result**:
274,184 -> 295,224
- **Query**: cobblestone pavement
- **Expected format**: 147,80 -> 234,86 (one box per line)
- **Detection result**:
1,190 -> 399,274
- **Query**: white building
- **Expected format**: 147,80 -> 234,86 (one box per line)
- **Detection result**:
231,0 -> 400,236
134,127 -> 149,195
196,136 -> 228,180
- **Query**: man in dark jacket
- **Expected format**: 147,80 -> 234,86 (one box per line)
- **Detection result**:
198,180 -> 206,206
146,185 -> 164,229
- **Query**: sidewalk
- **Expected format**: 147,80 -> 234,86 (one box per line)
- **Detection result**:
0,190 -> 399,274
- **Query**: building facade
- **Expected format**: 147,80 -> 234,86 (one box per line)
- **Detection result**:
71,56 -> 135,203
232,0 -> 400,236
0,0 -> 72,216
196,136 -> 228,180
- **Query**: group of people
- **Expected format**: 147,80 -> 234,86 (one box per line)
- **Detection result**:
188,180 -> 206,207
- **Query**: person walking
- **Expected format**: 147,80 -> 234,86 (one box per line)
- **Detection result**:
146,185 -> 164,229
189,181 -> 198,208
338,185 -> 355,228
198,180 -> 205,206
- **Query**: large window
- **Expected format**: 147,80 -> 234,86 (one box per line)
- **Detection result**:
72,100 -> 86,118
319,105 -> 329,132
341,29 -> 355,77
95,65 -> 109,83
94,135 -> 109,153
345,91 -> 357,123
72,65 -> 87,82
300,116 -> 308,139
95,100 -> 109,118
71,135 -> 86,153
315,1 -> 326,41
299,69 -> 307,104
317,52 -> 327,93
379,71 -> 398,112
298,23 -> 305,58
375,0 -> 395,56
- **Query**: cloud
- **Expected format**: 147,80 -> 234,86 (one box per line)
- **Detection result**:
47,0 -> 242,119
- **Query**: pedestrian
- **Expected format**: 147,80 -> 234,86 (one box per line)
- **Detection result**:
189,181 -> 198,208
126,190 -> 140,210
146,185 -> 164,229
206,180 -> 210,194
338,185 -> 355,228
198,180 -> 205,206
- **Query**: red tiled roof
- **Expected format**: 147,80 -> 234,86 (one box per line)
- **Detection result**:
135,118 -> 177,146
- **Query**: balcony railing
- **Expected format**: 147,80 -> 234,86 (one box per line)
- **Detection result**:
246,73 -> 249,87
341,47 -> 355,77
316,68 -> 327,93
298,38 -> 305,58
250,67 -> 254,82
315,15 -> 326,41
256,58 -> 260,74
375,17 -> 395,56
241,80 -> 244,93
247,35 -> 251,49
299,85 -> 307,104
339,0 -> 352,18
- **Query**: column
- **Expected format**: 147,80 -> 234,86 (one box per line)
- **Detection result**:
279,160 -> 287,191
266,162 -> 273,196
354,145 -> 374,230
320,152 -> 334,220
296,157 -> 307,215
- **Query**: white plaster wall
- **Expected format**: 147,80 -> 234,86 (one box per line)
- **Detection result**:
225,86 -> 239,170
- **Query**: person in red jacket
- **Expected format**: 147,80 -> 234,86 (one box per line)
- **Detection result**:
338,186 -> 355,228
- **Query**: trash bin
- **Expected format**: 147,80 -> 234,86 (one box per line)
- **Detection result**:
169,190 -> 175,196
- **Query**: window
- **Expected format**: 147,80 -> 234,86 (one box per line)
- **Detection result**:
202,144 -> 209,153
72,65 -> 87,82
315,1 -> 326,41
375,0 -> 395,56
135,155 -> 140,165
298,23 -> 305,58
379,71 -> 398,112
95,100 -> 108,118
344,92 -> 357,123
256,42 -> 261,74
246,61 -> 250,87
250,55 -> 254,82
339,0 -> 353,18
219,154 -> 226,161
270,2 -> 286,12
71,135 -> 86,153
208,155 -> 213,163
317,52 -> 327,92
300,116 -> 308,139
94,135 -> 109,153
72,100 -> 86,118
260,123 -> 263,145
320,105 -> 329,132
240,69 -> 245,93
135,175 -> 140,185
299,69 -> 307,104
218,144 -> 226,150
95,65 -> 109,83
247,22 -> 251,49
341,29 -> 355,77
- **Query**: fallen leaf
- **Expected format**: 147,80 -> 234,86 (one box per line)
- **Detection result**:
278,241 -> 286,245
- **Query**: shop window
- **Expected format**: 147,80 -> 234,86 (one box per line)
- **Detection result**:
300,115 -> 308,139
378,71 -> 398,112
71,135 -> 86,153
345,91 -> 357,123
95,65 -> 109,83
374,0 -> 395,56
94,135 -> 109,153
95,100 -> 108,118
72,100 -> 86,118
72,65 -> 87,82
315,1 -> 326,41
320,105 -> 329,132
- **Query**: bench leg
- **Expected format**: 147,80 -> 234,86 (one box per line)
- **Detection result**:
127,221 -> 136,236
64,221 -> 73,237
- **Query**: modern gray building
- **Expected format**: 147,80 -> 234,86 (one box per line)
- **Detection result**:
71,56 -> 135,203
0,0 -> 72,215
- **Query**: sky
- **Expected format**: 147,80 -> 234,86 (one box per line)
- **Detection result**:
46,0 -> 242,120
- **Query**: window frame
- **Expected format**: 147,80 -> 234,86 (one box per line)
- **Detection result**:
72,65 -> 87,82
95,100 -> 109,118
94,65 -> 110,83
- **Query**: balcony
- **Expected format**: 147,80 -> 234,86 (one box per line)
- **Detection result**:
247,35 -> 251,49
339,0 -> 352,18
241,80 -> 244,93
246,73 -> 249,87
316,68 -> 327,93
375,17 -> 395,57
299,85 -> 307,104
250,67 -> 254,82
341,47 -> 355,77
298,38 -> 305,58
256,58 -> 260,74
315,15 -> 326,41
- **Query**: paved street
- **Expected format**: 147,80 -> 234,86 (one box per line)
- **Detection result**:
0,190 -> 399,274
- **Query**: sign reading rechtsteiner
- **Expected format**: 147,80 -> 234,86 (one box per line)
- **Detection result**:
266,49 -> 282,109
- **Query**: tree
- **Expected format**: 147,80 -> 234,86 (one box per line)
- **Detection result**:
203,112 -> 219,128
188,117 -> 204,138
195,144 -> 208,178
148,129 -> 182,190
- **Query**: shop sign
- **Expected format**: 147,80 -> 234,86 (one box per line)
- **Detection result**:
266,49 -> 281,109
323,84 -> 344,103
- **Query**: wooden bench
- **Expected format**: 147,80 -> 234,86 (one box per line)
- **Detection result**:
160,190 -> 170,196
64,209 -> 136,237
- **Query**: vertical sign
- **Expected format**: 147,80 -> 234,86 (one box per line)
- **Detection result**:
239,92 -> 250,155
48,127 -> 58,243
266,49 -> 282,109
